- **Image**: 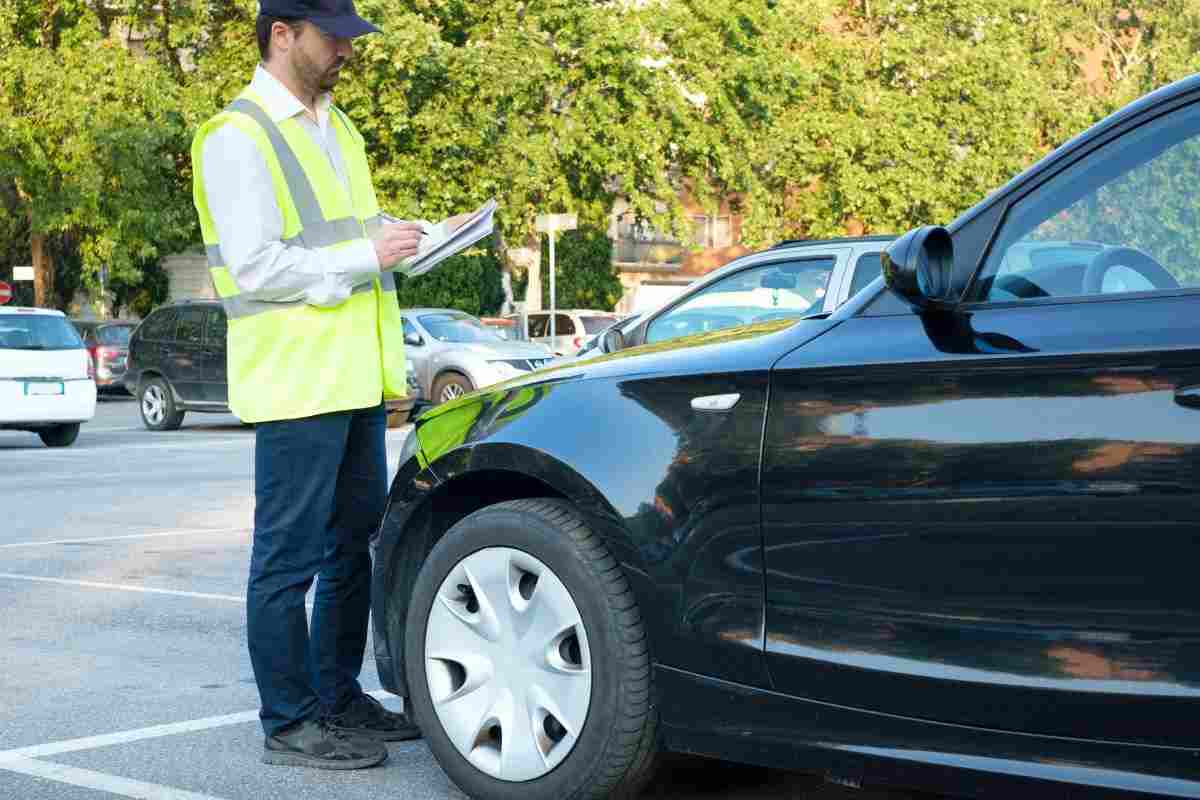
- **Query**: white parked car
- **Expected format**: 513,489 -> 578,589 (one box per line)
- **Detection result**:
506,309 -> 621,356
0,307 -> 96,447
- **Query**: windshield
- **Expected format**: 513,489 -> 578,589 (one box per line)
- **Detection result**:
98,324 -> 133,346
0,314 -> 85,351
581,316 -> 619,334
418,312 -> 503,344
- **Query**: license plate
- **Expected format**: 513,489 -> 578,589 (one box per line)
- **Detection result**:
25,382 -> 64,396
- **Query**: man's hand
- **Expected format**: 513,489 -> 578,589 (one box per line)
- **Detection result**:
373,222 -> 425,270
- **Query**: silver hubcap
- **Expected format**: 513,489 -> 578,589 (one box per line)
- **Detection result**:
142,385 -> 166,425
425,547 -> 591,781
440,382 -> 466,403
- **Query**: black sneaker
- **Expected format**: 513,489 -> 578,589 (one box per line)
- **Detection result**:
326,693 -> 421,742
263,719 -> 388,770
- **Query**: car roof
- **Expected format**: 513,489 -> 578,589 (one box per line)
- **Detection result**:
770,234 -> 896,249
0,307 -> 66,317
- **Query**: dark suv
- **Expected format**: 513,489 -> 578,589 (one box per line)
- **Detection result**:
125,298 -> 421,431
123,300 -> 231,430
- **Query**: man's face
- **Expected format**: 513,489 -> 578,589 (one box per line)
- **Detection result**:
289,22 -> 353,93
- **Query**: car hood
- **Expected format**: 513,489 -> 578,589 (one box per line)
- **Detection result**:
448,340 -> 553,360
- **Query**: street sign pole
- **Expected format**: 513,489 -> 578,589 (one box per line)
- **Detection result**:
534,214 -> 577,352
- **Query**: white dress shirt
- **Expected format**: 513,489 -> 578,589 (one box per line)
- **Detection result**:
201,66 -> 448,307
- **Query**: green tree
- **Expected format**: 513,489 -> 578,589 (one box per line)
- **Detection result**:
394,247 -> 505,317
0,3 -> 196,310
515,228 -> 623,311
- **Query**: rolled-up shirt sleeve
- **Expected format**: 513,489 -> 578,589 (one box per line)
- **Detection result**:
201,124 -> 381,308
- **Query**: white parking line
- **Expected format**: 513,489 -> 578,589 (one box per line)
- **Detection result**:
0,689 -> 396,764
0,757 -> 232,800
0,528 -> 247,549
0,573 -> 245,603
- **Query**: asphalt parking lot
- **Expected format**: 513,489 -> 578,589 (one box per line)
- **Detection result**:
1,396 -> 927,800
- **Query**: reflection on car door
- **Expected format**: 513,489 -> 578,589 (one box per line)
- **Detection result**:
171,308 -> 206,402
202,308 -> 228,404
763,295 -> 1200,746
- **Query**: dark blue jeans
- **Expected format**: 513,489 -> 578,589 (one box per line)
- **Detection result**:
247,403 -> 387,736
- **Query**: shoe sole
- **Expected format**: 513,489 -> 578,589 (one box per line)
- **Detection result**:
262,749 -> 388,770
329,725 -> 421,742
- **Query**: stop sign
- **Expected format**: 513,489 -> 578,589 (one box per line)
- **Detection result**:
0,281 -> 11,305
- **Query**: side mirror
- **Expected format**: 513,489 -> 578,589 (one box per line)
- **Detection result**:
404,332 -> 423,347
601,327 -> 625,353
881,226 -> 955,310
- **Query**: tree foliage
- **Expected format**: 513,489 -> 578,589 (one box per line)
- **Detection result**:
393,247 -> 506,317
2,0 -> 1199,313
514,228 -> 624,311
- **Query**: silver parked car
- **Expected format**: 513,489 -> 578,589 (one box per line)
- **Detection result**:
400,309 -> 554,404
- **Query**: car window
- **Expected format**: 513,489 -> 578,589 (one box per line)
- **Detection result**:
581,315 -> 618,334
645,257 -> 835,345
0,314 -> 84,351
98,325 -> 133,346
418,312 -> 503,343
554,314 -> 574,335
848,253 -> 883,300
203,310 -> 226,346
175,309 -> 204,345
527,314 -> 549,339
141,310 -> 177,341
977,103 -> 1200,302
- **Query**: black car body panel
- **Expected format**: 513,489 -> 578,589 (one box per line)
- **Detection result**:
374,72 -> 1200,797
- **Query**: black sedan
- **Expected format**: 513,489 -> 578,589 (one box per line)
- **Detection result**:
373,73 -> 1200,800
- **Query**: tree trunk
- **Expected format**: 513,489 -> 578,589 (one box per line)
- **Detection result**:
31,232 -> 54,309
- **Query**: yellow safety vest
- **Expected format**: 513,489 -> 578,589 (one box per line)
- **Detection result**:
190,88 -> 406,423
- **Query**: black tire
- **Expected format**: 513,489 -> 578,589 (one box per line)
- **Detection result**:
38,423 -> 80,448
432,372 -> 473,405
405,498 -> 657,800
138,376 -> 185,431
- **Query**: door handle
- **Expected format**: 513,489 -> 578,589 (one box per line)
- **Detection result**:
1175,386 -> 1200,409
692,393 -> 741,412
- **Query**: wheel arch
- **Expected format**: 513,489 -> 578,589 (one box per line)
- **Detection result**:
374,444 -> 648,697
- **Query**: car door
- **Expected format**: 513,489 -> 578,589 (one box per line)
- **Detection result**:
550,313 -> 575,354
526,313 -> 550,350
202,307 -> 228,404
170,307 -> 206,403
762,98 -> 1200,747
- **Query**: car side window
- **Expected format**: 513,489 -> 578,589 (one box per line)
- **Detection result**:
175,309 -> 204,345
976,103 -> 1200,302
645,257 -> 835,345
554,314 -> 574,335
142,310 -> 177,341
847,252 -> 883,300
203,309 -> 226,346
527,314 -> 549,338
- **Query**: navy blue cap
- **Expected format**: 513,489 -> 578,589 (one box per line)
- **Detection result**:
259,0 -> 380,38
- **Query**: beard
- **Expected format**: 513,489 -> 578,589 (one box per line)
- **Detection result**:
293,49 -> 345,95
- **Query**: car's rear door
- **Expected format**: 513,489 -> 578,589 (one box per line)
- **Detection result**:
202,308 -> 228,405
762,97 -> 1200,747
170,307 -> 206,403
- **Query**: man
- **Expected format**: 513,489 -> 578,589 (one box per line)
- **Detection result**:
191,0 -> 470,770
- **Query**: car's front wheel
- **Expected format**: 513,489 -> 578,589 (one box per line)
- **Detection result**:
139,377 -> 185,431
405,499 -> 657,800
432,372 -> 473,404
38,423 -> 80,448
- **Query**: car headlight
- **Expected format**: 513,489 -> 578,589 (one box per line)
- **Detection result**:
489,360 -> 524,380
